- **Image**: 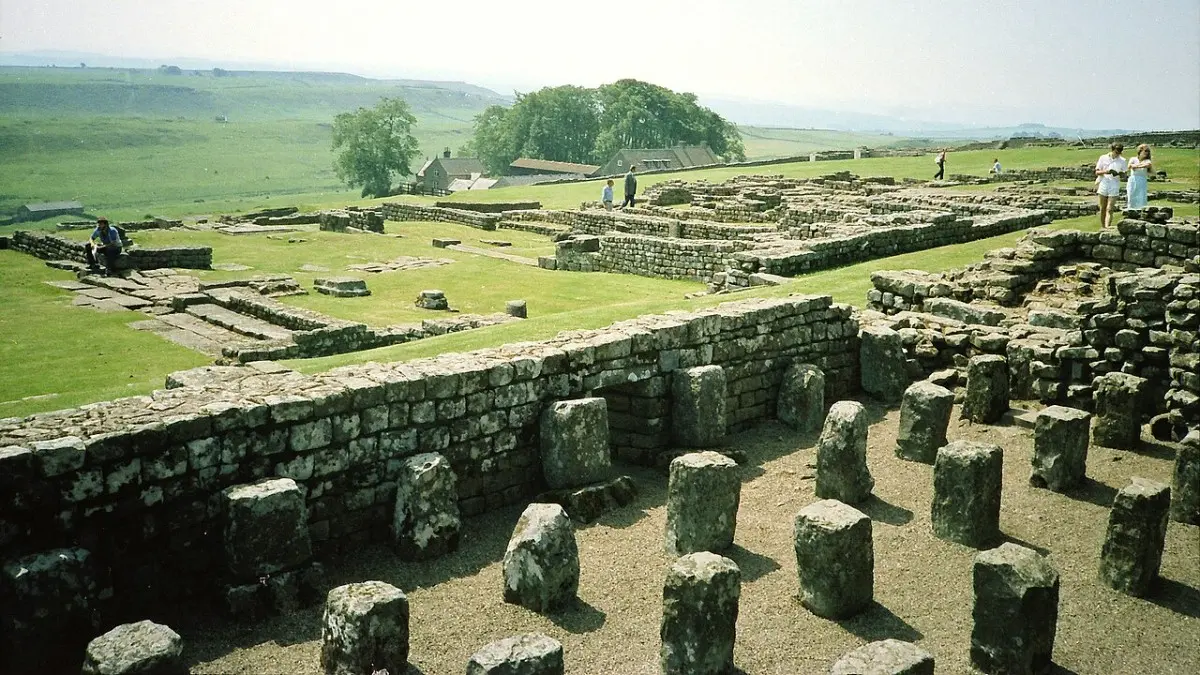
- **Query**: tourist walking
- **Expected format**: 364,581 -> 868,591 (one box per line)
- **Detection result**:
933,149 -> 947,180
1126,144 -> 1152,209
602,179 -> 615,211
1095,143 -> 1127,228
621,165 -> 638,208
85,217 -> 123,275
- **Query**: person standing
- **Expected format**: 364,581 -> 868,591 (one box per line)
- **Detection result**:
85,217 -> 123,275
1095,142 -> 1128,228
933,149 -> 947,180
1126,144 -> 1152,209
602,179 -> 615,211
991,158 -> 1002,177
621,165 -> 638,208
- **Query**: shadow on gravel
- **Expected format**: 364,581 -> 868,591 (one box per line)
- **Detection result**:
547,597 -> 607,634
724,543 -> 782,583
859,495 -> 914,526
835,601 -> 924,643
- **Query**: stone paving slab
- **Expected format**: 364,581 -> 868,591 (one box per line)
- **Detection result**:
45,280 -> 91,291
185,304 -> 294,341
447,244 -> 538,266
130,318 -> 230,357
71,296 -> 128,312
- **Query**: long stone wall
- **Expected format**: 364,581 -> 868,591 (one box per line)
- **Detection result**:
597,233 -> 745,282
381,203 -> 500,230
9,230 -> 212,270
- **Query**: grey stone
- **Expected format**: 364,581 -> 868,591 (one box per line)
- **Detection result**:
82,620 -> 185,675
502,503 -> 579,612
665,451 -> 741,556
860,326 -> 908,403
0,547 -> 101,671
320,581 -> 409,675
971,543 -> 1060,675
932,441 -> 1003,548
467,633 -> 564,675
539,397 -> 612,489
416,289 -> 449,310
815,401 -> 874,504
1099,477 -> 1171,596
962,355 -> 1009,424
924,297 -> 1005,326
222,477 -> 312,578
778,362 -> 826,432
660,552 -> 741,675
671,366 -> 727,447
1092,372 -> 1147,449
505,299 -> 528,319
1172,430 -> 1200,524
830,639 -> 935,675
393,452 -> 460,561
794,499 -> 873,619
895,381 -> 954,464
30,435 -> 86,477
536,474 -> 638,524
1030,406 -> 1091,491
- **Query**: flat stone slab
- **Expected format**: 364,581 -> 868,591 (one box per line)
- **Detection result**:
432,238 -> 461,248
535,475 -> 638,523
213,263 -> 253,271
347,256 -> 455,274
186,303 -> 294,341
449,243 -> 539,266
45,280 -> 91,291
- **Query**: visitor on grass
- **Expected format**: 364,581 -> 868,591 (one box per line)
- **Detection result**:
933,149 -> 947,180
1126,144 -> 1152,209
86,217 -> 123,275
991,158 -> 1002,176
1095,142 -> 1128,228
602,179 -> 615,211
621,165 -> 638,208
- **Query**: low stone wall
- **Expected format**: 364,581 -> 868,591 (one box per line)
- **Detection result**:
9,230 -> 212,270
597,233 -> 744,282
381,203 -> 500,231
319,209 -> 384,233
435,201 -> 541,213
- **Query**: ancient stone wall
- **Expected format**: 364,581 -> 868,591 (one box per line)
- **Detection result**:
597,234 -> 744,282
381,203 -> 500,231
319,209 -> 384,233
10,230 -> 212,270
434,201 -> 541,213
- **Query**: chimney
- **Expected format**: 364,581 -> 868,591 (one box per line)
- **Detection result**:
443,147 -> 451,159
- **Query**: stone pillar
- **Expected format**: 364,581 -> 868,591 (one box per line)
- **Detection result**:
962,355 -> 1009,424
539,397 -> 612,489
793,499 -> 873,619
831,639 -> 935,675
1171,430 -> 1200,525
505,299 -> 528,318
321,581 -> 409,675
777,362 -> 825,432
660,552 -> 741,675
971,543 -> 1060,675
502,503 -> 579,612
0,548 -> 101,671
859,326 -> 908,403
1092,372 -> 1147,449
222,477 -> 313,578
393,452 -> 461,561
1030,406 -> 1091,491
815,401 -> 874,504
467,634 -> 564,675
1099,477 -> 1171,596
671,366 -> 726,447
895,381 -> 954,464
932,441 -> 1003,548
82,621 -> 185,675
665,451 -> 741,556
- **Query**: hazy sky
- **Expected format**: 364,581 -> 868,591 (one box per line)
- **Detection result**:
3,0 -> 1198,129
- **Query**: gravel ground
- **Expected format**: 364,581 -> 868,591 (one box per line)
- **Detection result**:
186,401 -> 1199,675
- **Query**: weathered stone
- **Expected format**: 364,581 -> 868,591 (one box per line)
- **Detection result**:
393,452 -> 460,561
971,543 -> 1060,675
467,633 -> 564,675
320,581 -> 409,675
505,299 -> 528,319
671,366 -> 727,447
660,552 -> 741,675
416,288 -> 449,310
815,401 -> 874,504
1171,430 -> 1200,524
1030,406 -> 1091,491
860,326 -> 908,403
536,474 -> 638,524
665,451 -> 741,556
82,620 -> 185,675
502,503 -> 579,612
830,639 -> 935,675
539,397 -> 612,489
222,477 -> 312,578
0,547 -> 101,672
794,499 -> 873,619
895,381 -> 954,464
1099,477 -> 1171,596
962,355 -> 1009,424
924,297 -> 1005,326
778,362 -> 825,432
933,441 -> 1003,548
1092,372 -> 1147,449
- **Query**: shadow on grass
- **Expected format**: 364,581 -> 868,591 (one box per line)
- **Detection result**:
547,597 -> 607,634
834,601 -> 923,643
859,495 -> 914,526
1060,477 -> 1118,508
724,544 -> 782,583
1148,577 -> 1200,618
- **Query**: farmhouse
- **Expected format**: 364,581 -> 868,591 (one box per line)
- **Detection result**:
16,200 -> 85,222
416,150 -> 485,192
508,157 -> 601,177
595,145 -> 720,176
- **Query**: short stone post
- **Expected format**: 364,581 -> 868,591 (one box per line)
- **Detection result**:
502,503 -> 579,612
393,452 -> 461,561
1092,372 -> 1147,449
539,397 -> 612,489
815,401 -> 874,504
222,477 -> 313,578
971,543 -> 1060,675
962,355 -> 1009,424
895,381 -> 954,463
793,499 -> 873,619
671,365 -> 727,447
1099,477 -> 1171,596
665,451 -> 741,556
1171,430 -> 1200,525
932,441 -> 1003,548
859,326 -> 908,403
82,621 -> 185,675
320,581 -> 409,675
660,552 -> 741,675
1030,406 -> 1091,491
830,639 -> 935,675
778,362 -> 825,432
467,634 -> 564,675
505,299 -> 528,318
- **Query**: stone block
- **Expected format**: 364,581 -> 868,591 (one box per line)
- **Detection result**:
0,547 -> 101,671
320,581 -> 409,675
1099,477 -> 1171,596
778,362 -> 825,432
1171,430 -> 1200,524
815,401 -> 874,504
830,639 -> 935,675
665,452 -> 741,556
971,543 -> 1060,675
222,477 -> 313,578
467,633 -> 564,675
671,366 -> 727,447
82,620 -> 185,675
962,355 -> 1009,424
794,499 -> 873,619
933,441 -> 1003,548
1092,372 -> 1147,449
660,552 -> 741,675
895,381 -> 954,464
1030,406 -> 1091,491
860,326 -> 908,403
503,503 -> 579,612
539,397 -> 612,490
536,475 -> 638,524
30,435 -> 86,477
506,299 -> 528,319
313,276 -> 370,298
416,289 -> 449,310
393,452 -> 460,561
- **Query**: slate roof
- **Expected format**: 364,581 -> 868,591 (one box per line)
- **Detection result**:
510,158 -> 601,175
418,157 -> 485,178
22,201 -> 84,212
596,146 -> 720,176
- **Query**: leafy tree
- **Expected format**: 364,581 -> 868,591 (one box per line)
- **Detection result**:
470,104 -> 519,175
331,97 -> 420,198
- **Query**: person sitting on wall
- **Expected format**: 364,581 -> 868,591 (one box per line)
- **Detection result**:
85,217 -> 123,275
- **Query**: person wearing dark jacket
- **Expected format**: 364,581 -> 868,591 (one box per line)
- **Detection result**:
621,165 -> 638,208
86,218 -> 123,275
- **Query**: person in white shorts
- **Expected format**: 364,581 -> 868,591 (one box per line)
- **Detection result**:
1095,142 -> 1127,228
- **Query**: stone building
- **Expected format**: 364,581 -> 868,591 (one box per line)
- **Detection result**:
595,146 -> 720,176
417,150 -> 486,192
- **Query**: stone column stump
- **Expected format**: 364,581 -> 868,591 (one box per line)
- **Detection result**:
660,552 -> 741,675
320,581 -> 409,675
962,355 -> 1009,424
665,451 -> 741,556
1099,477 -> 1171,596
0,547 -> 101,671
971,543 -> 1060,675
830,639 -> 935,675
815,401 -> 874,504
1172,430 -> 1200,525
505,299 -> 528,318
778,363 -> 826,432
895,381 -> 954,464
393,452 -> 461,561
671,365 -> 727,447
860,326 -> 908,403
932,441 -> 1003,547
793,499 -> 874,619
467,634 -> 564,675
82,620 -> 185,675
502,503 -> 580,612
1092,372 -> 1147,449
222,477 -> 313,578
1030,406 -> 1091,491
539,397 -> 612,489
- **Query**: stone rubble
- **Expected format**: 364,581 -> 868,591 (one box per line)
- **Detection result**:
502,503 -> 580,612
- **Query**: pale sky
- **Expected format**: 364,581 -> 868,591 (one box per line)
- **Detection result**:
2,0 -> 1199,129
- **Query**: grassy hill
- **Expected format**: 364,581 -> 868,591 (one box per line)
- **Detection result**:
737,126 -> 908,158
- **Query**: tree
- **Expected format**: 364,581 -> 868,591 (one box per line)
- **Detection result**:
331,97 -> 420,198
470,104 -> 519,175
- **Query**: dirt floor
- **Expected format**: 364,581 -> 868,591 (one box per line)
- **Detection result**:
185,401 -> 1200,675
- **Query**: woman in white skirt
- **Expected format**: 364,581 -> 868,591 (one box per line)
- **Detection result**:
1095,143 -> 1127,228
1126,144 -> 1152,209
